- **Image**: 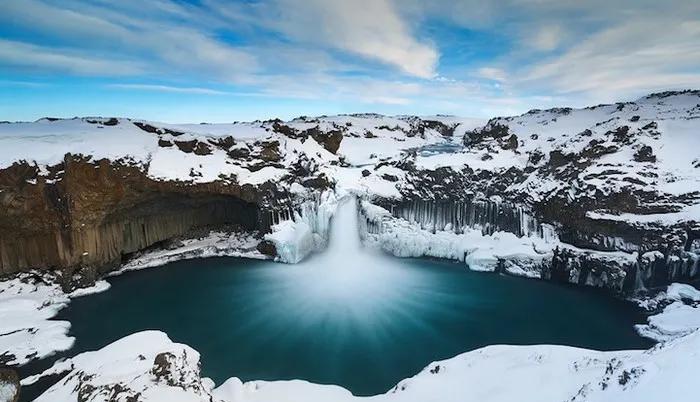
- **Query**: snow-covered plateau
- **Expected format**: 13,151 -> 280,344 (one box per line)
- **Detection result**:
1,90 -> 700,401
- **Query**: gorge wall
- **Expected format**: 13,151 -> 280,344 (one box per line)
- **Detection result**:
0,155 -> 265,288
1,93 -> 699,294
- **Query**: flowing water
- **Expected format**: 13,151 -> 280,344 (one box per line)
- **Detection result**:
26,198 -> 652,398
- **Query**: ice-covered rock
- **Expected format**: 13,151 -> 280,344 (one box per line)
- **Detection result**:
265,191 -> 340,263
359,200 -> 637,289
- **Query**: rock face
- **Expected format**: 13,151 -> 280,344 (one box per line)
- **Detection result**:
0,155 -> 263,287
362,91 -> 700,291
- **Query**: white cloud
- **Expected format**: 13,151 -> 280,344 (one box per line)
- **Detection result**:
0,39 -> 143,75
211,0 -> 439,78
476,67 -> 508,82
521,18 -> 700,99
530,25 -> 564,51
108,84 -> 231,95
0,0 -> 257,80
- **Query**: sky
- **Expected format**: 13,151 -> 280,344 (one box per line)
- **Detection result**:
1,0 -> 699,123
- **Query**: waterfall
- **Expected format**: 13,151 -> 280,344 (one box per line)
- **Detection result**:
323,196 -> 362,257
294,196 -> 419,304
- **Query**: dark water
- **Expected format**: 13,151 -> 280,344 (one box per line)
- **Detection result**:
42,256 -> 652,397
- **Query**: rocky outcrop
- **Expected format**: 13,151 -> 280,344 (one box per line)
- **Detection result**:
0,155 -> 264,288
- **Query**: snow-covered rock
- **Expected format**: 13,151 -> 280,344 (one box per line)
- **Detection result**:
117,230 -> 269,274
359,200 -> 637,289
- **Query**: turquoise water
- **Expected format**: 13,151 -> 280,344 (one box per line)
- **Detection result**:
57,255 -> 652,396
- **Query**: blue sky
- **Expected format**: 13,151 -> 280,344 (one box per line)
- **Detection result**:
1,0 -> 699,123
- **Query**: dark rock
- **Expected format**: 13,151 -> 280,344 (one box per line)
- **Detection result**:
422,120 -> 455,137
609,126 -> 632,144
464,122 -> 510,146
256,240 -> 277,257
502,134 -> 518,150
133,122 -> 184,136
302,174 -> 332,189
362,169 -> 371,177
272,122 -> 300,139
227,147 -> 250,159
258,141 -> 281,162
382,174 -> 399,182
642,121 -> 658,131
174,140 -> 212,156
210,136 -> 236,150
302,126 -> 344,154
528,150 -> 544,165
0,156 -> 263,280
634,145 -> 657,163
158,139 -> 173,148
151,352 -> 177,386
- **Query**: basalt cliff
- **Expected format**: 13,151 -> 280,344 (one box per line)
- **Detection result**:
1,91 -> 699,293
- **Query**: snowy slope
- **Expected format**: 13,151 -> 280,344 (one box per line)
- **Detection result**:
0,115 -> 478,186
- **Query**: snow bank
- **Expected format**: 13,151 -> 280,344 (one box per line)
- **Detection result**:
636,301 -> 700,342
0,275 -> 108,365
28,331 -> 212,402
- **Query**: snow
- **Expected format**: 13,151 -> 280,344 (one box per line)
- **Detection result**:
116,230 -> 269,275
636,301 -> 700,341
1,94 -> 699,399
24,284 -> 700,402
265,192 -> 340,263
665,283 -> 700,301
27,331 -> 209,402
265,219 -> 315,264
452,93 -> 700,225
0,380 -> 18,402
359,200 -> 634,280
587,203 -> 700,225
0,275 -> 108,365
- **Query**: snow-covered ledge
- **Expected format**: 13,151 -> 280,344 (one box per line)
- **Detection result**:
22,283 -> 700,402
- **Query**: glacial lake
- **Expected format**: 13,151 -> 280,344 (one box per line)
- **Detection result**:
50,255 -> 652,397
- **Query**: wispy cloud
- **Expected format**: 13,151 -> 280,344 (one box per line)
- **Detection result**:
0,39 -> 143,75
108,84 -> 233,95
